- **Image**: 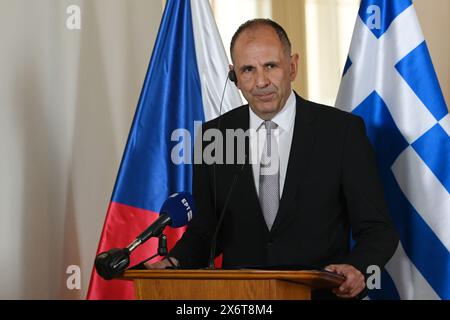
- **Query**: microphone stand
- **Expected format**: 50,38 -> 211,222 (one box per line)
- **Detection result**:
129,234 -> 178,269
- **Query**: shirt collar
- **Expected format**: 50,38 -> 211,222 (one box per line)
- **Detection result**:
249,90 -> 296,132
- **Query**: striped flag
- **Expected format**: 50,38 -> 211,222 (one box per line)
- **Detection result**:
87,0 -> 241,300
336,0 -> 449,299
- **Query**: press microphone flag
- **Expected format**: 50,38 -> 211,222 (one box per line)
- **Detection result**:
95,192 -> 195,280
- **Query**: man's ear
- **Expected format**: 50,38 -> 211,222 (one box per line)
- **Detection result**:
290,53 -> 300,81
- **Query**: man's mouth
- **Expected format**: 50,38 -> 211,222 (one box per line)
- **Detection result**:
256,92 -> 276,102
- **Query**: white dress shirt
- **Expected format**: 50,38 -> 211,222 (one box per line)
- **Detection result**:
249,91 -> 296,198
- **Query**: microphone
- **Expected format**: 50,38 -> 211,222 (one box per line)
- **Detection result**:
95,192 -> 196,280
207,72 -> 246,269
206,73 -> 238,270
208,160 -> 246,269
127,192 -> 195,251
94,248 -> 130,280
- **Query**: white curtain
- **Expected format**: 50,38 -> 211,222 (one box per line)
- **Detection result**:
0,0 -> 162,299
210,0 -> 272,63
303,0 -> 359,106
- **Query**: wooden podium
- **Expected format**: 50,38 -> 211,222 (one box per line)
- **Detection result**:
122,269 -> 344,300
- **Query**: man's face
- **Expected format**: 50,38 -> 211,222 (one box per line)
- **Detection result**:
231,26 -> 299,120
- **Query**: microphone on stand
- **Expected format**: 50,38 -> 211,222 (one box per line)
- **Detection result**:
95,192 -> 196,280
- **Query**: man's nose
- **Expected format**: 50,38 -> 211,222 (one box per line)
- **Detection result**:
255,69 -> 270,88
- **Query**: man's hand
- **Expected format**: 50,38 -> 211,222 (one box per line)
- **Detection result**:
144,258 -> 179,269
324,264 -> 366,299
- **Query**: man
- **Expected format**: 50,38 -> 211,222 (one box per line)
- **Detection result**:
148,19 -> 399,299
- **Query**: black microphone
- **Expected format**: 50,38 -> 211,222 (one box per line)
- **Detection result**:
208,160 -> 246,269
125,214 -> 171,252
95,192 -> 196,280
212,74 -> 232,235
94,248 -> 131,280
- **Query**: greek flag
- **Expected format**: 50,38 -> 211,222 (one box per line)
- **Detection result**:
336,0 -> 449,299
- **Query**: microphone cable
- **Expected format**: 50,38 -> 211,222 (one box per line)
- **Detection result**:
213,74 -> 231,238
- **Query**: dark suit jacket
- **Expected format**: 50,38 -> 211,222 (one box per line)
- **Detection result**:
170,93 -> 398,277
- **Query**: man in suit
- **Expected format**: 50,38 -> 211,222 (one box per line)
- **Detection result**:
148,19 -> 399,299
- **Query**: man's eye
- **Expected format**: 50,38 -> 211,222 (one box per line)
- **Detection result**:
243,67 -> 253,73
267,64 -> 276,69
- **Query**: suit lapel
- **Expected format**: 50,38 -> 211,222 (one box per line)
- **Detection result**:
271,94 -> 317,233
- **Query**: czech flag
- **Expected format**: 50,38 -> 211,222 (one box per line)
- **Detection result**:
87,0 -> 242,300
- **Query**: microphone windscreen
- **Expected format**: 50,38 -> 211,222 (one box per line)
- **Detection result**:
160,192 -> 196,228
95,248 -> 130,280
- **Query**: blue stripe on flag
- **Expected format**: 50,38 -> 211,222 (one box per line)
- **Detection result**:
395,42 -> 448,121
353,92 -> 409,164
111,0 -> 205,213
358,0 -> 412,39
412,123 -> 450,193
353,92 -> 450,300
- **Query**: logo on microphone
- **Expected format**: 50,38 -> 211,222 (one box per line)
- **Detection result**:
182,198 -> 194,222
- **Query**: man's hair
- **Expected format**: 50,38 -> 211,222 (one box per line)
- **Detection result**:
230,19 -> 292,61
